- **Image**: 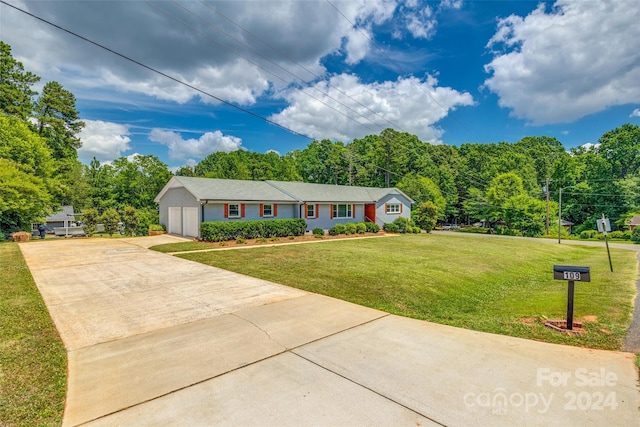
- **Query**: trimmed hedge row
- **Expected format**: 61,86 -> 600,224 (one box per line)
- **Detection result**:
328,221 -> 380,236
200,219 -> 307,242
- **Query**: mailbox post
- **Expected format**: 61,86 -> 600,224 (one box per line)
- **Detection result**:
553,265 -> 590,330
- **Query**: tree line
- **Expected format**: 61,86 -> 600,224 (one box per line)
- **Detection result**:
2,40 -> 639,238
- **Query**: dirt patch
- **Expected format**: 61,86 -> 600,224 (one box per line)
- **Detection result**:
582,315 -> 598,323
544,319 -> 586,335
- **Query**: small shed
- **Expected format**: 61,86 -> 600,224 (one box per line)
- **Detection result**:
560,219 -> 574,233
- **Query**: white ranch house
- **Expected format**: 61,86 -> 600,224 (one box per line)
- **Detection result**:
155,177 -> 414,238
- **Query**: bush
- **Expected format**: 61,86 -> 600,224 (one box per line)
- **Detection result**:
345,223 -> 357,235
580,230 -> 598,239
235,237 -> 247,244
414,201 -> 438,233
365,222 -> 380,233
355,222 -> 367,234
200,219 -> 306,242
383,223 -> 399,233
312,228 -> 324,237
82,208 -> 99,236
328,223 -> 346,236
631,227 -> 640,244
623,231 -> 632,240
137,207 -> 160,236
100,208 -> 121,237
120,206 -> 139,237
392,217 -> 412,233
149,224 -> 166,231
411,226 -> 421,234
608,230 -> 625,240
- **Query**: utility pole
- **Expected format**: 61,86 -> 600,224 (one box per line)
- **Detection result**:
545,178 -> 550,235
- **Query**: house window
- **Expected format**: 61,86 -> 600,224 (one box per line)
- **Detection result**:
263,204 -> 273,217
386,203 -> 401,214
332,204 -> 353,219
228,204 -> 240,218
306,204 -> 316,218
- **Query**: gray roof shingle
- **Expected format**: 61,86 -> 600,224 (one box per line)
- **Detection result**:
168,177 -> 299,202
47,205 -> 75,222
157,177 -> 414,204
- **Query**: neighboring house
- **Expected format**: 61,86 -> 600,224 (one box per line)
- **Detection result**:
627,215 -> 640,231
560,219 -> 574,234
154,177 -> 414,238
31,205 -> 75,233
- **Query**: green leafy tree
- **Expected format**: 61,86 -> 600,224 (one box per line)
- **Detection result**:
291,139 -> 349,185
34,81 -> 84,161
462,188 -> 488,224
120,206 -> 139,236
111,155 -> 171,209
100,208 -> 120,237
397,173 -> 446,219
82,207 -> 99,236
503,195 -> 551,237
414,201 -> 438,233
84,158 -> 116,210
0,114 -> 55,179
0,159 -> 52,233
0,41 -> 40,118
486,172 -> 526,207
595,123 -> 640,179
136,207 -> 160,236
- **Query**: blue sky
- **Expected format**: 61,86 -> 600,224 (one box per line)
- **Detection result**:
2,0 -> 639,170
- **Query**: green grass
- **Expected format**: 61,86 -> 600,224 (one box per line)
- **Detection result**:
177,233 -> 638,350
0,243 -> 66,426
149,241 -> 208,253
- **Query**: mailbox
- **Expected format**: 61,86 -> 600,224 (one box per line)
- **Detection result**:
553,265 -> 590,282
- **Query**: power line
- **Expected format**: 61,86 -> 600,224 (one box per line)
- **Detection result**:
0,0 -> 312,140
196,0 -> 409,134
146,0 -> 385,137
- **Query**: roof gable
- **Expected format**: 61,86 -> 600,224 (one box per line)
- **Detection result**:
627,215 -> 640,225
47,205 -> 75,222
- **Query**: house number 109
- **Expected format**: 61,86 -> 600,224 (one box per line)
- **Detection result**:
563,271 -> 581,281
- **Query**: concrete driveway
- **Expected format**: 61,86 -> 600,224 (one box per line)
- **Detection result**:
20,236 -> 639,426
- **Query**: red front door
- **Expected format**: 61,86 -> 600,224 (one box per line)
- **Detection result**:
365,204 -> 376,223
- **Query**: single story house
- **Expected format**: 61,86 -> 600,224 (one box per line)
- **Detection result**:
31,205 -> 76,233
627,215 -> 640,231
154,177 -> 414,238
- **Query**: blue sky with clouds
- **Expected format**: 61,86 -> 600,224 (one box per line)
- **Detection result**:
2,0 -> 639,170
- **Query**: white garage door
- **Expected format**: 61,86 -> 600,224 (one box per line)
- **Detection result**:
182,207 -> 199,237
167,207 -> 182,235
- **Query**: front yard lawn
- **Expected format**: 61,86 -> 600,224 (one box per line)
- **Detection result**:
176,233 -> 638,350
0,243 -> 66,426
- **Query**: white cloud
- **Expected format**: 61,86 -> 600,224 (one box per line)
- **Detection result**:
439,0 -> 463,10
631,109 -> 640,118
149,129 -> 242,161
484,0 -> 640,125
270,73 -> 474,142
0,1 -> 418,107
78,120 -> 131,163
405,6 -> 437,39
